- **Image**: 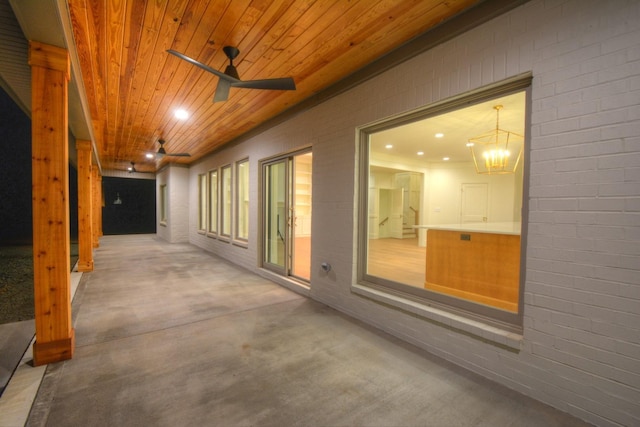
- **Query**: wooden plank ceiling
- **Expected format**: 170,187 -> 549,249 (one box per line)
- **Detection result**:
68,0 -> 479,173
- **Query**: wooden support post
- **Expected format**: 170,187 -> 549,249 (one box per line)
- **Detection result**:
29,41 -> 74,365
76,140 -> 93,271
92,166 -> 102,247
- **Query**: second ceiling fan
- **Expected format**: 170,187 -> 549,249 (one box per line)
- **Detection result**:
167,46 -> 296,102
155,139 -> 190,159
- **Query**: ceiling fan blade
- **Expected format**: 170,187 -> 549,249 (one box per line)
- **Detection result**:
167,49 -> 239,83
214,79 -> 231,102
168,47 -> 296,101
232,77 -> 296,91
156,139 -> 190,158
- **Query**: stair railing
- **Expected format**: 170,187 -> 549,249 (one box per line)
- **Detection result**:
409,206 -> 419,237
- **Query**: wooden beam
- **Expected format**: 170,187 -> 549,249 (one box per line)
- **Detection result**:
76,140 -> 94,271
29,41 -> 75,366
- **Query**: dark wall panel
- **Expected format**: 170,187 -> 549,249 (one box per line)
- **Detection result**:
0,87 -> 79,244
69,163 -> 78,240
102,177 -> 156,235
1,86 -> 154,241
0,87 -> 32,244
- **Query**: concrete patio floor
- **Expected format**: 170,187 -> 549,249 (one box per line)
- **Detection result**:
8,234 -> 591,426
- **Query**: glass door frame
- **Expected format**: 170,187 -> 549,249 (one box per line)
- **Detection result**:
262,157 -> 288,275
260,148 -> 312,282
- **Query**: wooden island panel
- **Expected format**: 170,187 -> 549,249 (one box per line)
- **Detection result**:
425,229 -> 520,312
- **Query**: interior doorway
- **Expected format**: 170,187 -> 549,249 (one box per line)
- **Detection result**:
262,150 -> 312,282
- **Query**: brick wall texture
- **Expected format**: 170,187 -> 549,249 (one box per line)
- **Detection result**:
172,1 -> 640,425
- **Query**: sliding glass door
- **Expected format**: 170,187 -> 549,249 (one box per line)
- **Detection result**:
262,150 -> 312,282
264,159 -> 287,272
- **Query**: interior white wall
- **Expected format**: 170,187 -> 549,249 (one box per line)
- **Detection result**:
171,1 -> 639,425
425,161 -> 520,224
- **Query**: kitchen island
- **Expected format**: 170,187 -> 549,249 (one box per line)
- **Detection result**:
413,222 -> 521,312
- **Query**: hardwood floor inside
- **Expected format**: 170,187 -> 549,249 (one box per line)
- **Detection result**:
293,236 -> 311,281
292,237 -> 516,312
367,238 -> 426,288
291,236 -> 426,287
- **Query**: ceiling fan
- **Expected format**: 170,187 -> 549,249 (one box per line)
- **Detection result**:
167,46 -> 296,102
155,139 -> 190,159
120,161 -> 151,174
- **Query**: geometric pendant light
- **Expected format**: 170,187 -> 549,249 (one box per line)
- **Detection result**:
466,105 -> 524,174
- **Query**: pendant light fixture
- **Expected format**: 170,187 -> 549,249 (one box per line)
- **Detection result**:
467,105 -> 524,175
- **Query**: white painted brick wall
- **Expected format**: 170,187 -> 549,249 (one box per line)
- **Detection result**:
156,165 -> 189,243
170,165 -> 190,243
172,0 -> 639,425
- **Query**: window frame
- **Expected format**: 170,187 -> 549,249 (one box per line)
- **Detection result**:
220,164 -> 232,239
208,168 -> 219,237
159,184 -> 168,226
356,75 -> 532,331
197,173 -> 207,233
235,158 -> 250,244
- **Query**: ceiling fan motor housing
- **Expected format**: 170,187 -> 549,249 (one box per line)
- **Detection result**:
223,46 -> 240,61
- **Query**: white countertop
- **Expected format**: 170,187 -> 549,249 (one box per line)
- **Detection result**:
412,222 -> 521,235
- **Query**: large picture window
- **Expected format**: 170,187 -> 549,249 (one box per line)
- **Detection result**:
359,80 -> 530,328
236,159 -> 249,241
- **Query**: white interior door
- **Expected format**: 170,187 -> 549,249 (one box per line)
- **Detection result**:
460,183 -> 488,223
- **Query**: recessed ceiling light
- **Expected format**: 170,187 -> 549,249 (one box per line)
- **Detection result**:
145,153 -> 155,159
175,109 -> 189,120
443,157 -> 450,161
435,133 -> 444,138
466,142 -> 474,147
417,151 -> 424,156
385,144 -> 393,149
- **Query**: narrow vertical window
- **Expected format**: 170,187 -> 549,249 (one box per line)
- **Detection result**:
198,173 -> 207,232
209,169 -> 218,235
159,184 -> 167,224
221,164 -> 232,238
236,159 -> 249,241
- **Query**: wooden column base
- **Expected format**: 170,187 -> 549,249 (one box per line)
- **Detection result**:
33,329 -> 75,366
76,260 -> 94,272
